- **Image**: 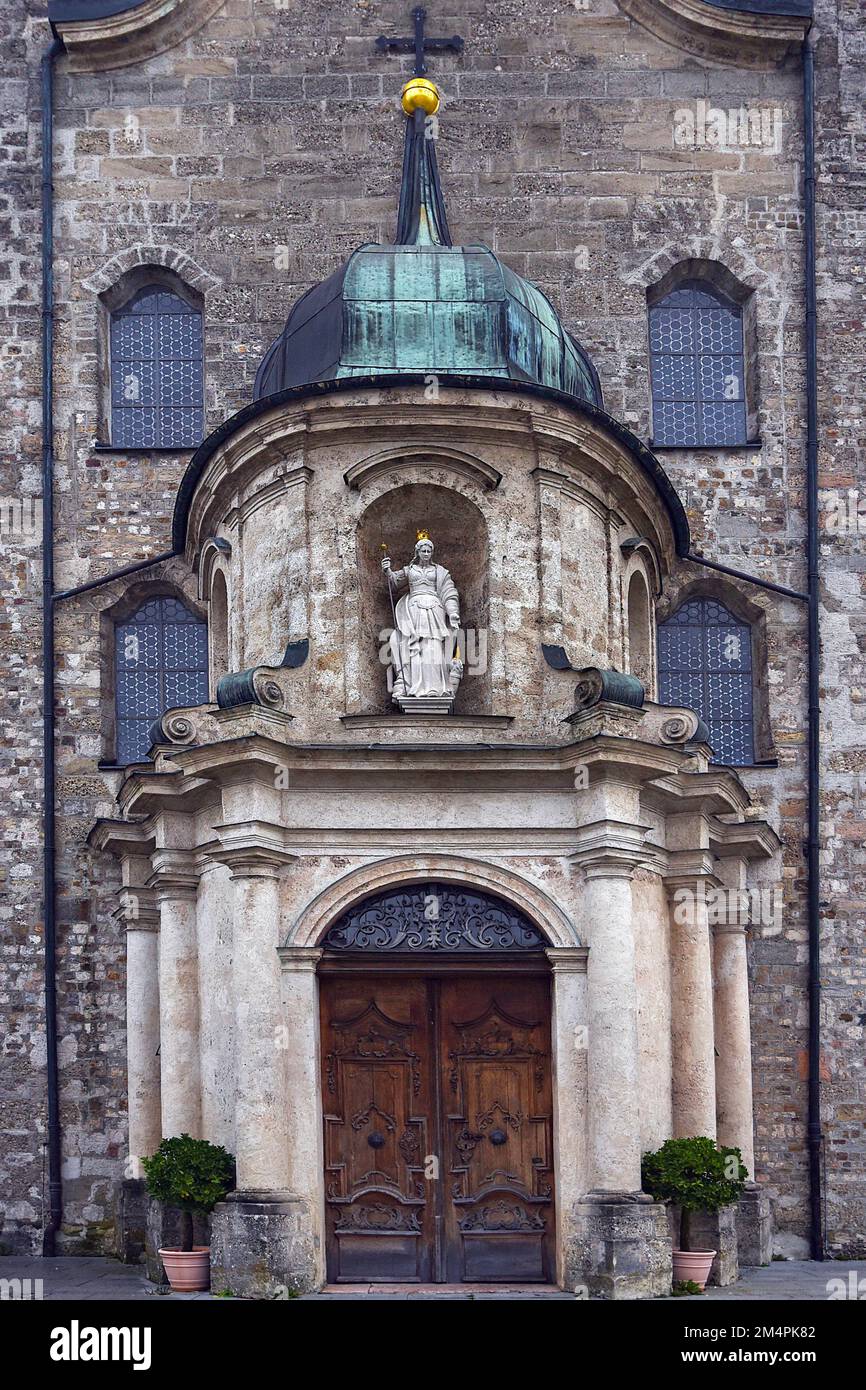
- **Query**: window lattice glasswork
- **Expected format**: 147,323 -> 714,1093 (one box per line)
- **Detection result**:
649,284 -> 746,447
110,287 -> 204,448
115,596 -> 208,764
657,598 -> 754,765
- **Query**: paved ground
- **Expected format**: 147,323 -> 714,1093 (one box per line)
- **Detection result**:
2,1257 -> 864,1301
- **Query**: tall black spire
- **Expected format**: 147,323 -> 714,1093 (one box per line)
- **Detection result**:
376,8 -> 464,247
396,106 -> 452,246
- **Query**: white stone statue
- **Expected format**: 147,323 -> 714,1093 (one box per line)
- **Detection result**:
381,532 -> 463,711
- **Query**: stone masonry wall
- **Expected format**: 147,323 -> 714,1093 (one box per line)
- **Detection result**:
0,0 -> 862,1259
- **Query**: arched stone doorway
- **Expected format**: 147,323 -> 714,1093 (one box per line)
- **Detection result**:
317,882 -> 556,1285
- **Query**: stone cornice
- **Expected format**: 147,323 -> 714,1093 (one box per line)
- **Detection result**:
88,816 -> 155,858
643,770 -> 751,818
709,817 -> 782,860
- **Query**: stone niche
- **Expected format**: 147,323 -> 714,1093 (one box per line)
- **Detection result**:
354,481 -> 491,715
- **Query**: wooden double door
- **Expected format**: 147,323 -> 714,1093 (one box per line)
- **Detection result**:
320,970 -> 555,1284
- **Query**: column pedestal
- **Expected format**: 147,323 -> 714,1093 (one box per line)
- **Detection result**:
573,1195 -> 672,1299
210,1191 -> 319,1298
736,1183 -> 773,1266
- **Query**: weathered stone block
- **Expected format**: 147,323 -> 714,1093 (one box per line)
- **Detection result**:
209,1192 -> 319,1298
686,1205 -> 739,1287
736,1184 -> 774,1266
569,1195 -> 672,1300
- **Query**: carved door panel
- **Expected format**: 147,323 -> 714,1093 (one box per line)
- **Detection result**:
440,977 -> 555,1283
320,973 -> 554,1283
321,977 -> 435,1283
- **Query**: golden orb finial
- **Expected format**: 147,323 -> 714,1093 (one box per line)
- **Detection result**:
401,77 -> 440,117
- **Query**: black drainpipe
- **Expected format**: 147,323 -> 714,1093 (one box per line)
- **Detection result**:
41,33 -> 65,1258
802,28 -> 824,1261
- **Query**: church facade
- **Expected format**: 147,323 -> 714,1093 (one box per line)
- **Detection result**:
2,0 -> 864,1294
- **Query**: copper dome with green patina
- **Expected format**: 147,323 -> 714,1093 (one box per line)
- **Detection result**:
254,107 -> 602,408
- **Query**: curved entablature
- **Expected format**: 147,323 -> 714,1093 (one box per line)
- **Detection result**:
48,0 -> 228,69
615,0 -> 810,65
172,376 -> 691,563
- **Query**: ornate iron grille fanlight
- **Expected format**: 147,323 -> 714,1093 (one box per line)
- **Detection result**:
650,283 -> 747,447
323,883 -> 547,953
110,286 -> 204,448
115,595 -> 208,764
657,598 -> 754,765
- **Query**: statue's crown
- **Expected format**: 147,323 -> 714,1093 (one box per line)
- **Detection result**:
416,529 -> 431,542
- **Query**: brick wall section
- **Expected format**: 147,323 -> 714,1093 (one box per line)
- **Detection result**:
0,0 -> 862,1258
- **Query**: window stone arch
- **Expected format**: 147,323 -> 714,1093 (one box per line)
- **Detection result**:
647,259 -> 758,448
105,585 -> 208,765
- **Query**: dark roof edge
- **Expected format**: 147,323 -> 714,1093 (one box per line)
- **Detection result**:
701,0 -> 810,13
172,374 -> 691,558
49,0 -> 146,22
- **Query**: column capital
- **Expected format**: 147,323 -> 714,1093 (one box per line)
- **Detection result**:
115,886 -> 160,932
571,820 -> 650,878
211,820 -> 297,880
545,946 -> 588,974
278,946 -> 323,973
571,846 -> 644,879
664,848 -> 718,896
147,849 -> 199,900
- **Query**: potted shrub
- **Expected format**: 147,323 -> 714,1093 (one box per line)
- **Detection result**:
642,1136 -> 747,1290
142,1134 -> 235,1292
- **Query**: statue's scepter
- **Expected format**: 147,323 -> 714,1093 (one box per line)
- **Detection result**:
380,542 -> 406,695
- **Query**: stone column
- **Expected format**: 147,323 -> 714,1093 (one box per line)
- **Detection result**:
546,947 -> 589,1290
666,867 -> 718,1140
149,851 -> 201,1139
569,791 -> 672,1299
713,920 -> 756,1176
279,947 -> 324,1206
208,825 -> 321,1297
120,886 -> 161,1172
222,847 -> 295,1192
577,849 -> 644,1192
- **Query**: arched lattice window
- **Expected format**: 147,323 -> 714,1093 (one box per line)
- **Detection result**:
115,596 -> 208,764
110,286 -> 203,448
657,598 -> 754,765
649,282 -> 746,447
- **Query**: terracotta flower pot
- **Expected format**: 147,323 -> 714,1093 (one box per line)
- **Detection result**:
673,1248 -> 716,1291
159,1246 -> 211,1292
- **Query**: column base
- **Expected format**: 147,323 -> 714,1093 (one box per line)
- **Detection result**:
684,1204 -> 739,1286
736,1183 -> 773,1267
209,1190 -> 319,1298
569,1193 -> 672,1299
144,1198 -> 209,1285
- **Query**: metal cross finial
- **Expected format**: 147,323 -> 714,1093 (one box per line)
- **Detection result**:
375,6 -> 464,78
